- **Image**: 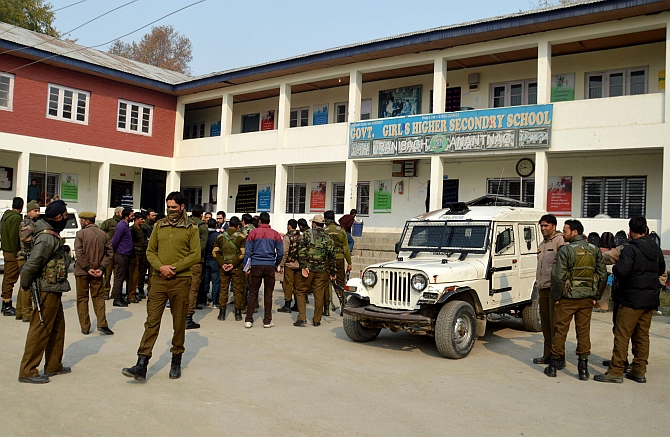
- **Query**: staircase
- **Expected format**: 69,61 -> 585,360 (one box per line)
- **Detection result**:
350,232 -> 401,274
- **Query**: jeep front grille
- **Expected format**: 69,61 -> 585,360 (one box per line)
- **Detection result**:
379,270 -> 412,308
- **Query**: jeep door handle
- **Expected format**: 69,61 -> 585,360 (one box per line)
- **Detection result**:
490,266 -> 513,273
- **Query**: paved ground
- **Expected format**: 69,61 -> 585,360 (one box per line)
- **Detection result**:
1,274 -> 669,437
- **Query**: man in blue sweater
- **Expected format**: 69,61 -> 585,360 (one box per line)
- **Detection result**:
111,208 -> 133,307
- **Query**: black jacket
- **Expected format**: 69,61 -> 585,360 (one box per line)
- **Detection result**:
612,235 -> 666,309
205,229 -> 218,261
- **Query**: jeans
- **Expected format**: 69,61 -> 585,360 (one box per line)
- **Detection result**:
346,232 -> 354,253
203,257 -> 221,304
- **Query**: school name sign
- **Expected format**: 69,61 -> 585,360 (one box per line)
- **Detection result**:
348,104 -> 552,159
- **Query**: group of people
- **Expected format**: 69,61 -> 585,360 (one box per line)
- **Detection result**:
534,214 -> 666,383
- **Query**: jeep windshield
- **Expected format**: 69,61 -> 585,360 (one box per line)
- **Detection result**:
399,221 -> 491,254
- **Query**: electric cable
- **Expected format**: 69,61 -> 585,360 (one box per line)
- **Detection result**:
53,0 -> 89,12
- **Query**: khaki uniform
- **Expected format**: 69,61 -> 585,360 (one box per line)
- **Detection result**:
138,221 -> 155,294
99,215 -> 121,296
279,229 -> 301,303
324,222 -> 352,306
16,216 -> 37,320
213,228 -> 247,309
187,217 -> 208,315
295,227 -> 336,324
128,223 -> 145,301
535,231 -> 566,358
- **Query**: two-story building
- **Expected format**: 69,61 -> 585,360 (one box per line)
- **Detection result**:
1,0 -> 670,250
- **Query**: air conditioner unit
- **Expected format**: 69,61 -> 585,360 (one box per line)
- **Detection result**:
468,73 -> 480,92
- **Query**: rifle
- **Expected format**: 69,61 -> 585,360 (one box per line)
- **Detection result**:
30,279 -> 44,326
331,281 -> 347,316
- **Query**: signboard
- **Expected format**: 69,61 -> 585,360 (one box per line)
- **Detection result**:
313,104 -> 329,125
551,73 -> 575,102
379,85 -> 421,118
61,173 -> 78,202
310,181 -> 326,212
0,166 -> 12,191
348,104 -> 552,159
210,119 -> 221,137
257,184 -> 271,212
547,176 -> 572,216
261,111 -> 275,131
373,180 -> 392,213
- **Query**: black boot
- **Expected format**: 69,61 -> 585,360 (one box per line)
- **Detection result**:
122,355 -> 150,382
544,357 -> 558,378
578,358 -> 590,381
290,300 -> 298,312
277,300 -> 292,313
217,307 -> 226,321
169,353 -> 182,379
323,304 -> 330,317
185,315 -> 200,329
2,301 -> 16,316
235,308 -> 243,321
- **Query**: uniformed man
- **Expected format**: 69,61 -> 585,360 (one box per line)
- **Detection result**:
99,206 -> 124,299
110,208 -> 133,307
278,219 -> 302,313
1,197 -> 23,316
545,219 -> 606,380
323,210 -> 352,316
74,211 -> 114,335
17,200 -> 72,384
533,214 -> 566,365
213,216 -> 246,321
122,192 -> 201,382
294,214 -> 336,327
186,205 -> 207,329
138,208 -> 157,298
123,212 -> 144,304
15,200 -> 40,322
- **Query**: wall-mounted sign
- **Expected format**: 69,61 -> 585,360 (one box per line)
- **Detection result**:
348,104 -> 552,159
210,119 -> 221,137
261,111 -> 275,131
313,104 -> 329,125
379,85 -> 422,118
551,73 -> 575,102
373,180 -> 392,213
257,184 -> 271,212
61,173 -> 78,202
310,181 -> 326,212
547,176 -> 572,216
0,166 -> 12,191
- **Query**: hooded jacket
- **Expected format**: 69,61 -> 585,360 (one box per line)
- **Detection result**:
612,234 -> 666,309
19,219 -> 72,292
1,209 -> 21,255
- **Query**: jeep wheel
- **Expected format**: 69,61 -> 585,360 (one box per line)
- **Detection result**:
522,294 -> 542,332
343,296 -> 381,343
435,300 -> 476,359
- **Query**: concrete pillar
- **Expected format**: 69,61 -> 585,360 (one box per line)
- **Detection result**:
277,83 -> 291,150
273,164 -> 288,218
216,167 -> 229,214
167,170 -> 181,194
661,146 -> 670,250
432,57 -> 448,113
348,71 -> 362,123
15,151 -> 30,201
96,162 -> 110,219
220,93 -> 233,154
533,151 -> 549,211
173,101 -> 186,156
344,160 -> 359,212
429,156 -> 444,211
537,39 -> 552,105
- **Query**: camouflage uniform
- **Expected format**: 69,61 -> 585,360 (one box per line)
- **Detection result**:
324,220 -> 352,308
213,228 -> 247,312
16,217 -> 37,321
295,227 -> 336,324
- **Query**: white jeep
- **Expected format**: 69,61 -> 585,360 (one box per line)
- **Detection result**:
343,202 -> 545,359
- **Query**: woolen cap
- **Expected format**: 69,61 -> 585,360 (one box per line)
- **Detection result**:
114,206 -> 124,213
44,200 -> 67,218
311,214 -> 325,224
26,200 -> 39,212
79,211 -> 96,220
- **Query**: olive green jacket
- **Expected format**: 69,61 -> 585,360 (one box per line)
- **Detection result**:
324,222 -> 352,264
550,235 -> 607,301
146,217 -> 201,278
19,219 -> 72,292
99,215 -> 121,239
1,209 -> 21,255
190,217 -> 208,262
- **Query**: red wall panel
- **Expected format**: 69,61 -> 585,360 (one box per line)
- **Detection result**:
0,54 -> 177,157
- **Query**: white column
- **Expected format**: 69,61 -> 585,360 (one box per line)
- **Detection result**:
96,162 -> 110,219
173,102 -> 186,156
273,164 -> 288,219
216,167 -> 229,214
661,146 -> 670,250
665,23 -> 670,123
166,170 -> 181,194
220,93 -> 233,154
15,151 -> 30,201
537,39 -> 552,105
432,57 -> 448,113
534,151 -> 549,211
277,83 -> 291,150
348,71 -> 362,123
429,156 -> 444,211
344,160 -> 359,213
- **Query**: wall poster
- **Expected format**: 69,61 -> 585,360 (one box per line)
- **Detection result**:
309,181 -> 326,212
312,104 -> 329,126
257,184 -> 272,212
210,119 -> 221,137
61,173 -> 78,202
547,176 -> 572,216
551,73 -> 575,102
0,166 -> 12,191
379,85 -> 422,118
261,111 -> 275,131
373,180 -> 392,213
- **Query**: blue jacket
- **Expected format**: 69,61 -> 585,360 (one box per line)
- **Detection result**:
243,224 -> 284,267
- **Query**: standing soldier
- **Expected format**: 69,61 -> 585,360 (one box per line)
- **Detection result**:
15,200 -> 40,322
323,210 -> 352,316
1,197 -> 24,316
121,192 -> 201,382
74,211 -> 114,335
110,208 -> 133,307
17,200 -> 72,384
213,216 -> 246,321
186,205 -> 207,329
533,214 -> 566,365
545,219 -> 606,380
138,209 -> 157,299
127,212 -> 146,303
100,206 -> 124,299
294,215 -> 336,327
278,219 -> 302,313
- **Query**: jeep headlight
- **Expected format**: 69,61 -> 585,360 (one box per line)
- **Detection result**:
362,270 -> 377,288
411,274 -> 428,292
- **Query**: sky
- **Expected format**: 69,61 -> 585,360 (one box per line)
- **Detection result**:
48,0 -> 545,77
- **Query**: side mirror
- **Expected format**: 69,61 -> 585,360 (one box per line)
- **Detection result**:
394,241 -> 401,254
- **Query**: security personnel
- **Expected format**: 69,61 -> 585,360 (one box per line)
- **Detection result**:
18,200 -> 72,384
545,219 -> 606,380
138,209 -> 157,298
323,210 -> 352,316
1,197 -> 23,316
74,211 -> 114,335
533,214 -> 566,365
122,192 -> 201,382
213,216 -> 246,321
99,206 -> 124,299
240,213 -> 255,238
186,205 -> 207,329
127,212 -> 146,303
278,219 -> 302,313
294,214 -> 336,327
15,200 -> 40,322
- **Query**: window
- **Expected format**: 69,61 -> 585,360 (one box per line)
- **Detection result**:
182,187 -> 202,212
0,72 -> 14,111
582,177 -> 646,218
183,122 -> 205,139
360,99 -> 372,120
442,179 -> 459,206
356,182 -> 370,216
429,87 -> 462,113
241,113 -> 260,133
110,180 -> 133,208
487,178 -> 534,206
332,182 -> 345,214
28,171 -> 60,203
286,183 -> 306,214
117,99 -> 153,135
47,84 -> 89,124
490,80 -> 537,108
494,225 -> 515,255
289,107 -> 309,127
335,103 -> 347,123
520,224 -> 538,255
585,67 -> 647,99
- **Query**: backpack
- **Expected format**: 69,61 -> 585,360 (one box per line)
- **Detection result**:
614,230 -> 628,247
567,242 -> 598,293
649,231 -> 661,247
587,232 -> 600,248
599,232 -> 615,249
36,230 -> 68,284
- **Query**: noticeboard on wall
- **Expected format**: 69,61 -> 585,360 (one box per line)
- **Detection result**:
0,166 -> 13,191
